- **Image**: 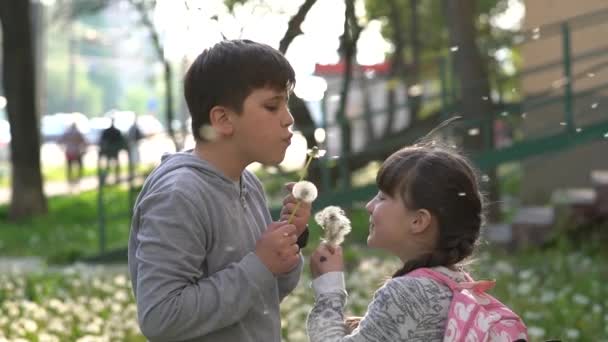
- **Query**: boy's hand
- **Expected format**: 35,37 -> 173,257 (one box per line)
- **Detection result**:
255,222 -> 300,275
280,182 -> 311,236
310,243 -> 343,279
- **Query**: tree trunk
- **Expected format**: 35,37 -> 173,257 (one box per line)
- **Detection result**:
359,69 -> 375,141
445,0 -> 500,221
383,0 -> 404,136
0,0 -> 48,219
279,0 -> 318,156
336,0 -> 362,189
407,0 -> 422,123
128,0 -> 178,150
163,60 -> 177,149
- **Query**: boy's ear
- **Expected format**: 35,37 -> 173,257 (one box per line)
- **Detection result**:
208,105 -> 234,136
411,209 -> 432,234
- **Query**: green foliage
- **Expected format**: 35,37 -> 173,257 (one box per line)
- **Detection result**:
0,187 -> 133,263
46,52 -> 104,116
120,86 -> 152,115
89,64 -> 123,111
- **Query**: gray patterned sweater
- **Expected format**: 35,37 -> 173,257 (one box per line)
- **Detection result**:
307,267 -> 467,342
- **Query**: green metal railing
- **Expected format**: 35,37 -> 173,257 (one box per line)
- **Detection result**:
278,8 -> 608,212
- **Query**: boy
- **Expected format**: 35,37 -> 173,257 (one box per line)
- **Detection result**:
128,39 -> 311,341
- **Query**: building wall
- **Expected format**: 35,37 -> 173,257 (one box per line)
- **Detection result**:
520,0 -> 608,202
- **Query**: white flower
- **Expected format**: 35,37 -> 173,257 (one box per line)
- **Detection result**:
315,206 -> 352,246
516,282 -> 532,295
573,293 -> 590,305
540,291 -> 556,303
528,326 -> 545,338
565,328 -> 580,339
292,181 -> 318,203
113,274 -> 127,287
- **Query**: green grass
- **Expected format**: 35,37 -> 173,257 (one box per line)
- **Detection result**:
0,181 -> 607,340
0,186 -> 134,264
0,164 -> 154,188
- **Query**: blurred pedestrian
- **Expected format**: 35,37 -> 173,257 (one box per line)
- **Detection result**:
59,123 -> 87,187
127,117 -> 144,178
98,118 -> 127,184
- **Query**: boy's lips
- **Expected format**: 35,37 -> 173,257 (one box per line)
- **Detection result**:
282,134 -> 293,145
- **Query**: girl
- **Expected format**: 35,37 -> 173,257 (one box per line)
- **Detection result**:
306,143 -> 526,341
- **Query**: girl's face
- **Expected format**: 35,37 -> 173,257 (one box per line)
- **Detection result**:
365,190 -> 437,262
365,191 -> 414,258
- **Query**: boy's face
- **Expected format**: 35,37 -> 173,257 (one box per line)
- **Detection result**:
230,86 -> 294,165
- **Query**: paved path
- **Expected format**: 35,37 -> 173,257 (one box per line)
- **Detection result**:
0,176 -> 100,205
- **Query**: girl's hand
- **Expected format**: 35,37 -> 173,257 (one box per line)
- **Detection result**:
310,243 -> 343,279
344,316 -> 362,334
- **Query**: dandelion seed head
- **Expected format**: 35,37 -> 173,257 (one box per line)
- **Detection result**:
307,146 -> 326,159
315,206 -> 352,246
292,181 -> 318,203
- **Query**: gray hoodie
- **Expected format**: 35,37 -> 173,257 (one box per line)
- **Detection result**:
128,151 -> 303,341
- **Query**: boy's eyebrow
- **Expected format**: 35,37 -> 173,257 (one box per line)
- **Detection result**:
265,94 -> 288,101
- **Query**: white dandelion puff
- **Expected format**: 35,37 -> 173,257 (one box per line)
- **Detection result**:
298,146 -> 326,182
292,181 -> 318,203
287,181 -> 318,224
199,125 -> 217,141
315,206 -> 352,246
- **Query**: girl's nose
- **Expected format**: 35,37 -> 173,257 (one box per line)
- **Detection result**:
365,199 -> 374,213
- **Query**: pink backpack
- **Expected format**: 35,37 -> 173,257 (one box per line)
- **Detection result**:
408,268 -> 528,342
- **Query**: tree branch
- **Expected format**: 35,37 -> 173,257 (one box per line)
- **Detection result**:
128,0 -> 164,60
278,0 -> 317,54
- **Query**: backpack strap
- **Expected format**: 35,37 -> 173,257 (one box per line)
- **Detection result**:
408,268 -> 496,293
407,268 -> 461,291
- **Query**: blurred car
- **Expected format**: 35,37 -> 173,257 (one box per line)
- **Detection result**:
86,116 -> 112,145
0,118 -> 10,162
86,111 -> 166,145
41,112 -> 90,143
105,110 -> 165,137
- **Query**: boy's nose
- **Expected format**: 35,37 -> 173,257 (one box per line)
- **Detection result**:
282,108 -> 295,127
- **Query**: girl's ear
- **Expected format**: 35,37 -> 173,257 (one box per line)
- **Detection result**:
411,209 -> 432,234
209,105 -> 234,136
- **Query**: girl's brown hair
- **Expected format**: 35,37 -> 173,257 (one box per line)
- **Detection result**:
377,142 -> 484,277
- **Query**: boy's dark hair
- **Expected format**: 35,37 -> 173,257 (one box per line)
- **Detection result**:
377,143 -> 484,277
184,39 -> 296,141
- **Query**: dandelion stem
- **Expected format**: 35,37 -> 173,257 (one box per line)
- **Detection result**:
287,200 -> 302,224
298,155 -> 314,182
